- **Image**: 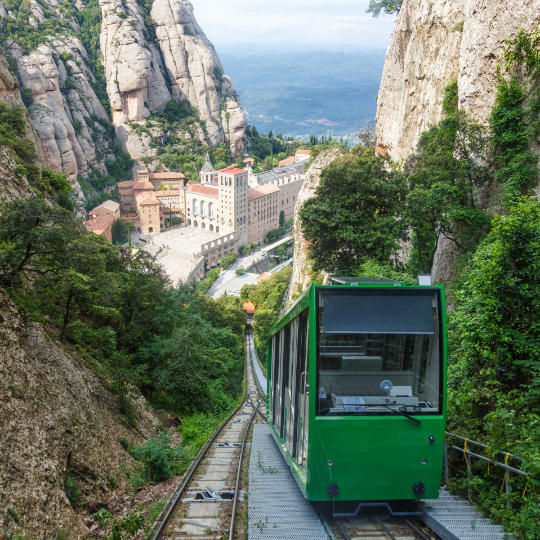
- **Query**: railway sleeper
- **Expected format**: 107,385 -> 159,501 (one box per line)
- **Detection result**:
214,441 -> 244,448
182,488 -> 245,503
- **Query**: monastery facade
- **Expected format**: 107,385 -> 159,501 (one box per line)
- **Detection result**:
115,150 -> 309,275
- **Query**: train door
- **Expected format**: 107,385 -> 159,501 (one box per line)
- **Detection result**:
285,319 -> 299,454
294,311 -> 309,469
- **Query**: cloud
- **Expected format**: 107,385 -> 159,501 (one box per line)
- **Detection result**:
193,0 -> 395,48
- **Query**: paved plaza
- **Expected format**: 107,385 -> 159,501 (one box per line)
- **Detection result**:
146,226 -> 222,254
139,226 -> 224,284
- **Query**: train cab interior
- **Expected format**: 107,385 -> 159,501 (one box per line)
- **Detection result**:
316,288 -> 442,417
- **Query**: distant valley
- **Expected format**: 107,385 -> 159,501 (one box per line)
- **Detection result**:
218,45 -> 386,139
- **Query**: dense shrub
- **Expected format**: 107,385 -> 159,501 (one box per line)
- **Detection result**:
131,433 -> 185,482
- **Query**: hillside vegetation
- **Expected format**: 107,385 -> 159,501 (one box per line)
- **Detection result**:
0,104 -> 245,537
299,31 -> 540,538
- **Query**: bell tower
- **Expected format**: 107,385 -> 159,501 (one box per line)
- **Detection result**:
200,153 -> 216,185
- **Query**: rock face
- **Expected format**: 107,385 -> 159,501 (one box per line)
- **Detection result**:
1,0 -> 246,185
0,289 -> 161,538
99,0 -> 245,160
17,36 -> 111,188
284,149 -> 343,308
151,0 -> 246,156
376,0 -> 540,163
376,0 -> 540,282
0,53 -> 45,173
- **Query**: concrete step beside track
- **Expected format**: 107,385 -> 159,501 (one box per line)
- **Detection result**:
421,488 -> 511,540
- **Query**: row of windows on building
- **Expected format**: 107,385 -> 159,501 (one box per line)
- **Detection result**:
192,200 -> 216,217
186,219 -> 220,233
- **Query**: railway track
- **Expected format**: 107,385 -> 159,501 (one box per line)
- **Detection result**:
149,333 -> 264,539
325,512 -> 438,540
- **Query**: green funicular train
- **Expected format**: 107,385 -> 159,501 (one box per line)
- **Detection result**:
267,279 -> 447,508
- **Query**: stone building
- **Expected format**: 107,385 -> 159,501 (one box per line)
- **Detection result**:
248,184 -> 280,245
90,199 -> 120,219
116,151 -> 306,251
84,213 -> 115,242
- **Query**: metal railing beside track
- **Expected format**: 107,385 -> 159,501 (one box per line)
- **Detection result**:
249,334 -> 267,396
444,431 -> 538,508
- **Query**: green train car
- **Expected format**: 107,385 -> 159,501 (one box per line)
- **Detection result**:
266,281 -> 447,503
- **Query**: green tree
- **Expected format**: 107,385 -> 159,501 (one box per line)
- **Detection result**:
367,0 -> 403,16
300,146 -> 406,274
0,197 -> 79,287
279,210 -> 285,227
404,110 -> 491,274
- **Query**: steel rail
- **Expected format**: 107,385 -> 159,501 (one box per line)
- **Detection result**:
229,406 -> 257,539
402,517 -> 433,540
149,335 -> 255,539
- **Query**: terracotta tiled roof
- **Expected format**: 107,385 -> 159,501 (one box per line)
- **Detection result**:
257,272 -> 272,283
133,180 -> 155,190
278,156 -> 297,166
93,200 -> 120,213
139,197 -> 159,206
244,157 -> 255,164
248,184 -> 280,201
188,184 -> 219,197
218,167 -> 246,174
242,301 -> 255,315
155,190 -> 180,197
150,172 -> 185,179
117,180 -> 133,188
296,149 -> 311,155
84,213 -> 115,234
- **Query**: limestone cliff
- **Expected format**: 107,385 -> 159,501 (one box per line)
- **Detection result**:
0,289 -> 162,538
284,149 -> 342,308
0,0 -> 246,185
376,0 -> 540,163
376,0 -> 540,281
0,53 -> 45,183
17,36 -> 111,190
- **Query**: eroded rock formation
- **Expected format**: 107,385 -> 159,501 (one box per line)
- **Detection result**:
376,0 -> 540,164
0,0 -> 246,185
17,36 -> 110,188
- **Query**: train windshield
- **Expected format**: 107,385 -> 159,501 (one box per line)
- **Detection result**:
316,288 -> 442,417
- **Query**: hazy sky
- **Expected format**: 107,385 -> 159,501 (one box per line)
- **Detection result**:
193,0 -> 396,49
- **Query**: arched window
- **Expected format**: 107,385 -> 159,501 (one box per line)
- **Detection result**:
200,201 -> 206,217
202,222 -> 206,229
209,224 -> 214,231
216,226 -> 219,233
209,202 -> 214,218
194,220 -> 198,227
187,218 -> 191,225
193,199 -> 198,214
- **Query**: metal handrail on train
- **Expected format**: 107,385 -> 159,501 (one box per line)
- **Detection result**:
444,431 -> 537,508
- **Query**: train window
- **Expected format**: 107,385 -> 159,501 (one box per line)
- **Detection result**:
316,289 -> 442,417
271,333 -> 280,426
